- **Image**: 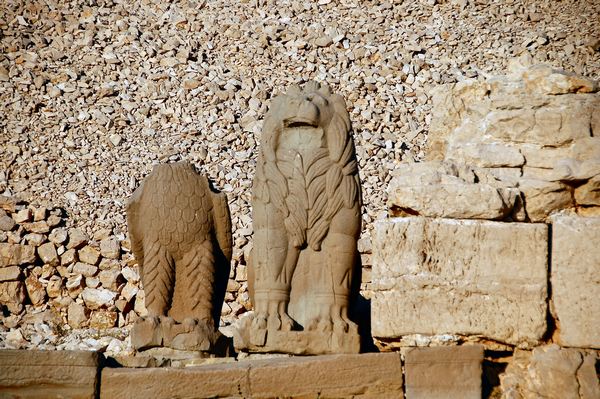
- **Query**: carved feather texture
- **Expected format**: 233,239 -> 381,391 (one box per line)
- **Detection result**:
181,240 -> 214,313
143,238 -> 175,315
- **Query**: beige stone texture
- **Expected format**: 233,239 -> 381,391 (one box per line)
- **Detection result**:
427,64 -> 599,221
239,81 -> 362,355
518,179 -> 573,221
0,243 -> 36,267
551,216 -> 600,348
500,345 -> 599,399
387,161 -> 519,220
0,281 -> 26,314
89,309 -> 117,329
372,217 -> 548,347
37,241 -> 59,266
101,353 -> 403,399
404,345 -> 483,399
0,266 -> 21,281
575,174 -> 600,206
78,245 -> 100,265
127,161 -> 232,352
25,274 -> 46,306
0,350 -> 100,399
99,238 -> 120,259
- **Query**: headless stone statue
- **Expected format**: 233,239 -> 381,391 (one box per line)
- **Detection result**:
127,162 -> 232,353
235,81 -> 362,354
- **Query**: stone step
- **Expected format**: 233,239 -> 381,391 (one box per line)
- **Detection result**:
0,350 -> 100,399
101,352 -> 404,398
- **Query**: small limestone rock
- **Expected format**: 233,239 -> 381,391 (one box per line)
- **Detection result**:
25,274 -> 46,306
0,216 -> 16,231
73,262 -> 98,277
0,281 -> 26,313
78,246 -> 100,265
0,266 -> 21,281
60,248 -> 78,265
81,287 -> 117,309
67,228 -> 88,249
100,238 -> 120,259
68,301 -> 88,328
13,208 -> 31,223
48,228 -> 68,245
37,242 -> 59,266
90,310 -> 117,329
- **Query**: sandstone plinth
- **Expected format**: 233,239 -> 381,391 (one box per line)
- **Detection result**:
405,345 -> 483,399
0,350 -> 100,399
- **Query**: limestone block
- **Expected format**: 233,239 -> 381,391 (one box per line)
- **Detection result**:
405,345 -> 483,399
0,243 -> 36,267
551,216 -> 600,348
445,142 -> 525,168
500,345 -> 599,399
427,66 -> 599,160
575,174 -> 600,206
0,350 -> 100,399
101,353 -> 403,399
372,217 -> 548,346
387,162 -> 519,220
518,179 -> 573,221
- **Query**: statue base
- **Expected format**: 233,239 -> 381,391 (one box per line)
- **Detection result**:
131,317 -> 232,356
233,316 -> 360,355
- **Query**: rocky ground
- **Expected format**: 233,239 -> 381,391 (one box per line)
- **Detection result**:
1,0 -> 599,353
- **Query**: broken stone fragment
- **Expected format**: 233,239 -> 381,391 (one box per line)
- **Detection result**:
99,238 -> 120,259
37,242 -> 59,266
78,245 -> 100,265
0,243 -> 36,266
0,281 -> 26,313
81,287 -> 117,310
387,161 -> 519,220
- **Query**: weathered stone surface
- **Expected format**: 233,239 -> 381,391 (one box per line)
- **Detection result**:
518,179 -> 573,222
101,353 -> 403,399
0,281 -> 26,314
427,64 -> 599,221
0,243 -> 36,266
0,215 -> 16,231
0,350 -> 100,399
127,161 -> 232,352
0,266 -> 21,282
405,345 -> 483,399
25,275 -> 46,306
500,345 -> 599,399
575,174 -> 600,206
551,216 -> 600,348
372,217 -> 548,346
81,287 -> 117,310
37,242 -> 59,266
445,142 -> 525,168
387,161 -> 519,220
89,310 -> 117,329
99,238 -> 120,259
238,82 -> 363,355
78,245 -> 100,265
68,301 -> 89,328
66,228 -> 88,250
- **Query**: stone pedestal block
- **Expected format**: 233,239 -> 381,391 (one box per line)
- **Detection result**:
405,345 -> 483,399
551,216 -> 600,348
0,350 -> 101,399
101,353 -> 403,398
372,217 -> 548,346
